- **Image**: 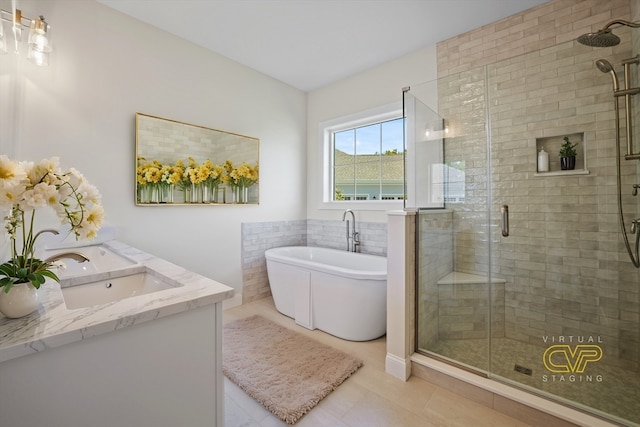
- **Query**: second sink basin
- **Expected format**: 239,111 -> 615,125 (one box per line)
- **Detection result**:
61,272 -> 180,309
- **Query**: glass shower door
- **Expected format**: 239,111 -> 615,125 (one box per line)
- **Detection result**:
484,37 -> 640,425
408,69 -> 495,374
411,34 -> 640,425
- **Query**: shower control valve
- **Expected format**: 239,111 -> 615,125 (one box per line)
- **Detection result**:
633,184 -> 640,196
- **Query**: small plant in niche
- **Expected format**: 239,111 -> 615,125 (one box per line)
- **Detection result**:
559,136 -> 578,157
559,136 -> 578,170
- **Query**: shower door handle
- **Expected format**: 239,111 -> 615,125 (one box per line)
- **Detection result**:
501,205 -> 509,237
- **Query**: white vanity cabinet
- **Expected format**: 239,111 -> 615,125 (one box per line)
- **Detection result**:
0,241 -> 233,427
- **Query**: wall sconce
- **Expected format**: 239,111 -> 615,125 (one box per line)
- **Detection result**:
0,2 -> 52,66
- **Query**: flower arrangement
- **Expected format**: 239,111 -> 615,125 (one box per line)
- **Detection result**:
202,160 -> 225,188
227,161 -> 259,188
137,156 -> 259,204
0,156 -> 104,293
184,156 -> 209,186
226,160 -> 259,204
137,157 -> 185,203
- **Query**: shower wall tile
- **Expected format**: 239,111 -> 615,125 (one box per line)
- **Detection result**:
416,210 -> 459,348
437,0 -> 632,78
432,0 -> 638,372
438,282 -> 490,340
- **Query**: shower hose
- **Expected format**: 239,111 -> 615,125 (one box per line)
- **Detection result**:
613,94 -> 640,268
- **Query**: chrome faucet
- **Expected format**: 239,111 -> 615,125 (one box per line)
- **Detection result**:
44,252 -> 91,263
341,209 -> 360,252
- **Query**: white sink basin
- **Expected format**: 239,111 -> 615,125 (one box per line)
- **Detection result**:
40,245 -> 138,278
61,272 -> 180,309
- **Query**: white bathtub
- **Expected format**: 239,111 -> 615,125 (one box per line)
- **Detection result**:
264,246 -> 387,341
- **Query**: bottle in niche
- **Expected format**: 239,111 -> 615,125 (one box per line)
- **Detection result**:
538,147 -> 549,172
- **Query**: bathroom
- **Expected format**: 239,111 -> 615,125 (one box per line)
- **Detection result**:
1,0 -> 639,426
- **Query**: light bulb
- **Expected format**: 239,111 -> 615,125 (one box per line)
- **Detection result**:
27,47 -> 49,66
28,16 -> 51,53
30,32 -> 48,50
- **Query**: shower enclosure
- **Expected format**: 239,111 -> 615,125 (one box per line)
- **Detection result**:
407,24 -> 639,426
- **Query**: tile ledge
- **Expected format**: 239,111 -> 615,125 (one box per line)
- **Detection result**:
437,271 -> 507,285
534,169 -> 590,177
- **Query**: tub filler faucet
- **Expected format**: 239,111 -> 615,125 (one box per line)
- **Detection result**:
342,209 -> 360,252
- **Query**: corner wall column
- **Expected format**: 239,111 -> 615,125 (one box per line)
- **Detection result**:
385,209 -> 416,381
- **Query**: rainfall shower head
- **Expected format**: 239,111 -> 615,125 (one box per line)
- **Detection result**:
577,19 -> 640,47
577,30 -> 620,47
595,59 -> 619,91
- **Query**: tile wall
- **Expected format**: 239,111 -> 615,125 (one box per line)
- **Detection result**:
307,219 -> 388,256
416,210 -> 453,349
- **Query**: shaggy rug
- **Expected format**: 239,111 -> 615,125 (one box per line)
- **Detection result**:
223,315 -> 363,424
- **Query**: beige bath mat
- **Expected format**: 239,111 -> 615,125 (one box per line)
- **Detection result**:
223,315 -> 363,424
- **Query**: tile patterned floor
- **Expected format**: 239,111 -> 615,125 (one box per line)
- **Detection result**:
223,297 -> 533,427
428,338 -> 640,426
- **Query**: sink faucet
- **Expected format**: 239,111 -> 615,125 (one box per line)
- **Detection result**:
44,252 -> 91,263
341,209 -> 360,252
34,228 -> 60,240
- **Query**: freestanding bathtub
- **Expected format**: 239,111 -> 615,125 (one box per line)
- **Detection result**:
264,246 -> 387,341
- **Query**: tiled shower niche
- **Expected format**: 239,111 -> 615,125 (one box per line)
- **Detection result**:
534,132 -> 588,175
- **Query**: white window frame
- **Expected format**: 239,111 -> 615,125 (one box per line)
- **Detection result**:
318,102 -> 404,210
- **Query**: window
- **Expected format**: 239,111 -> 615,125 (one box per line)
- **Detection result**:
320,103 -> 404,209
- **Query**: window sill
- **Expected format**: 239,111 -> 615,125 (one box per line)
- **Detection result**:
319,200 -> 404,211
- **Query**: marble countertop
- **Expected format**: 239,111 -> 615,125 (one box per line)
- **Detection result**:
0,240 -> 234,363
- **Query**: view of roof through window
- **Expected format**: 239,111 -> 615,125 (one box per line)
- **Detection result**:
333,117 -> 404,201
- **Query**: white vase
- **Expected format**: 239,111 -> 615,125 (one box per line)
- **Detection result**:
0,283 -> 40,318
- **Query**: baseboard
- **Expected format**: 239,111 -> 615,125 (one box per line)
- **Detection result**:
385,353 -> 411,381
222,293 -> 242,310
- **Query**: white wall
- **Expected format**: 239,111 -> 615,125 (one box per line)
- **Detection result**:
0,0 -> 307,294
306,45 -> 438,223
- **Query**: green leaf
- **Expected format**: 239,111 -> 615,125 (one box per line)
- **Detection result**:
17,267 -> 28,279
27,273 -> 44,286
0,263 -> 18,276
40,270 -> 60,282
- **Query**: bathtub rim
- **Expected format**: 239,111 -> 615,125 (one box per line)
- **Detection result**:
265,246 -> 387,281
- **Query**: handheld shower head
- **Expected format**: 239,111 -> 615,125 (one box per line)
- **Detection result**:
595,59 -> 614,73
595,59 -> 619,91
577,19 -> 640,47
